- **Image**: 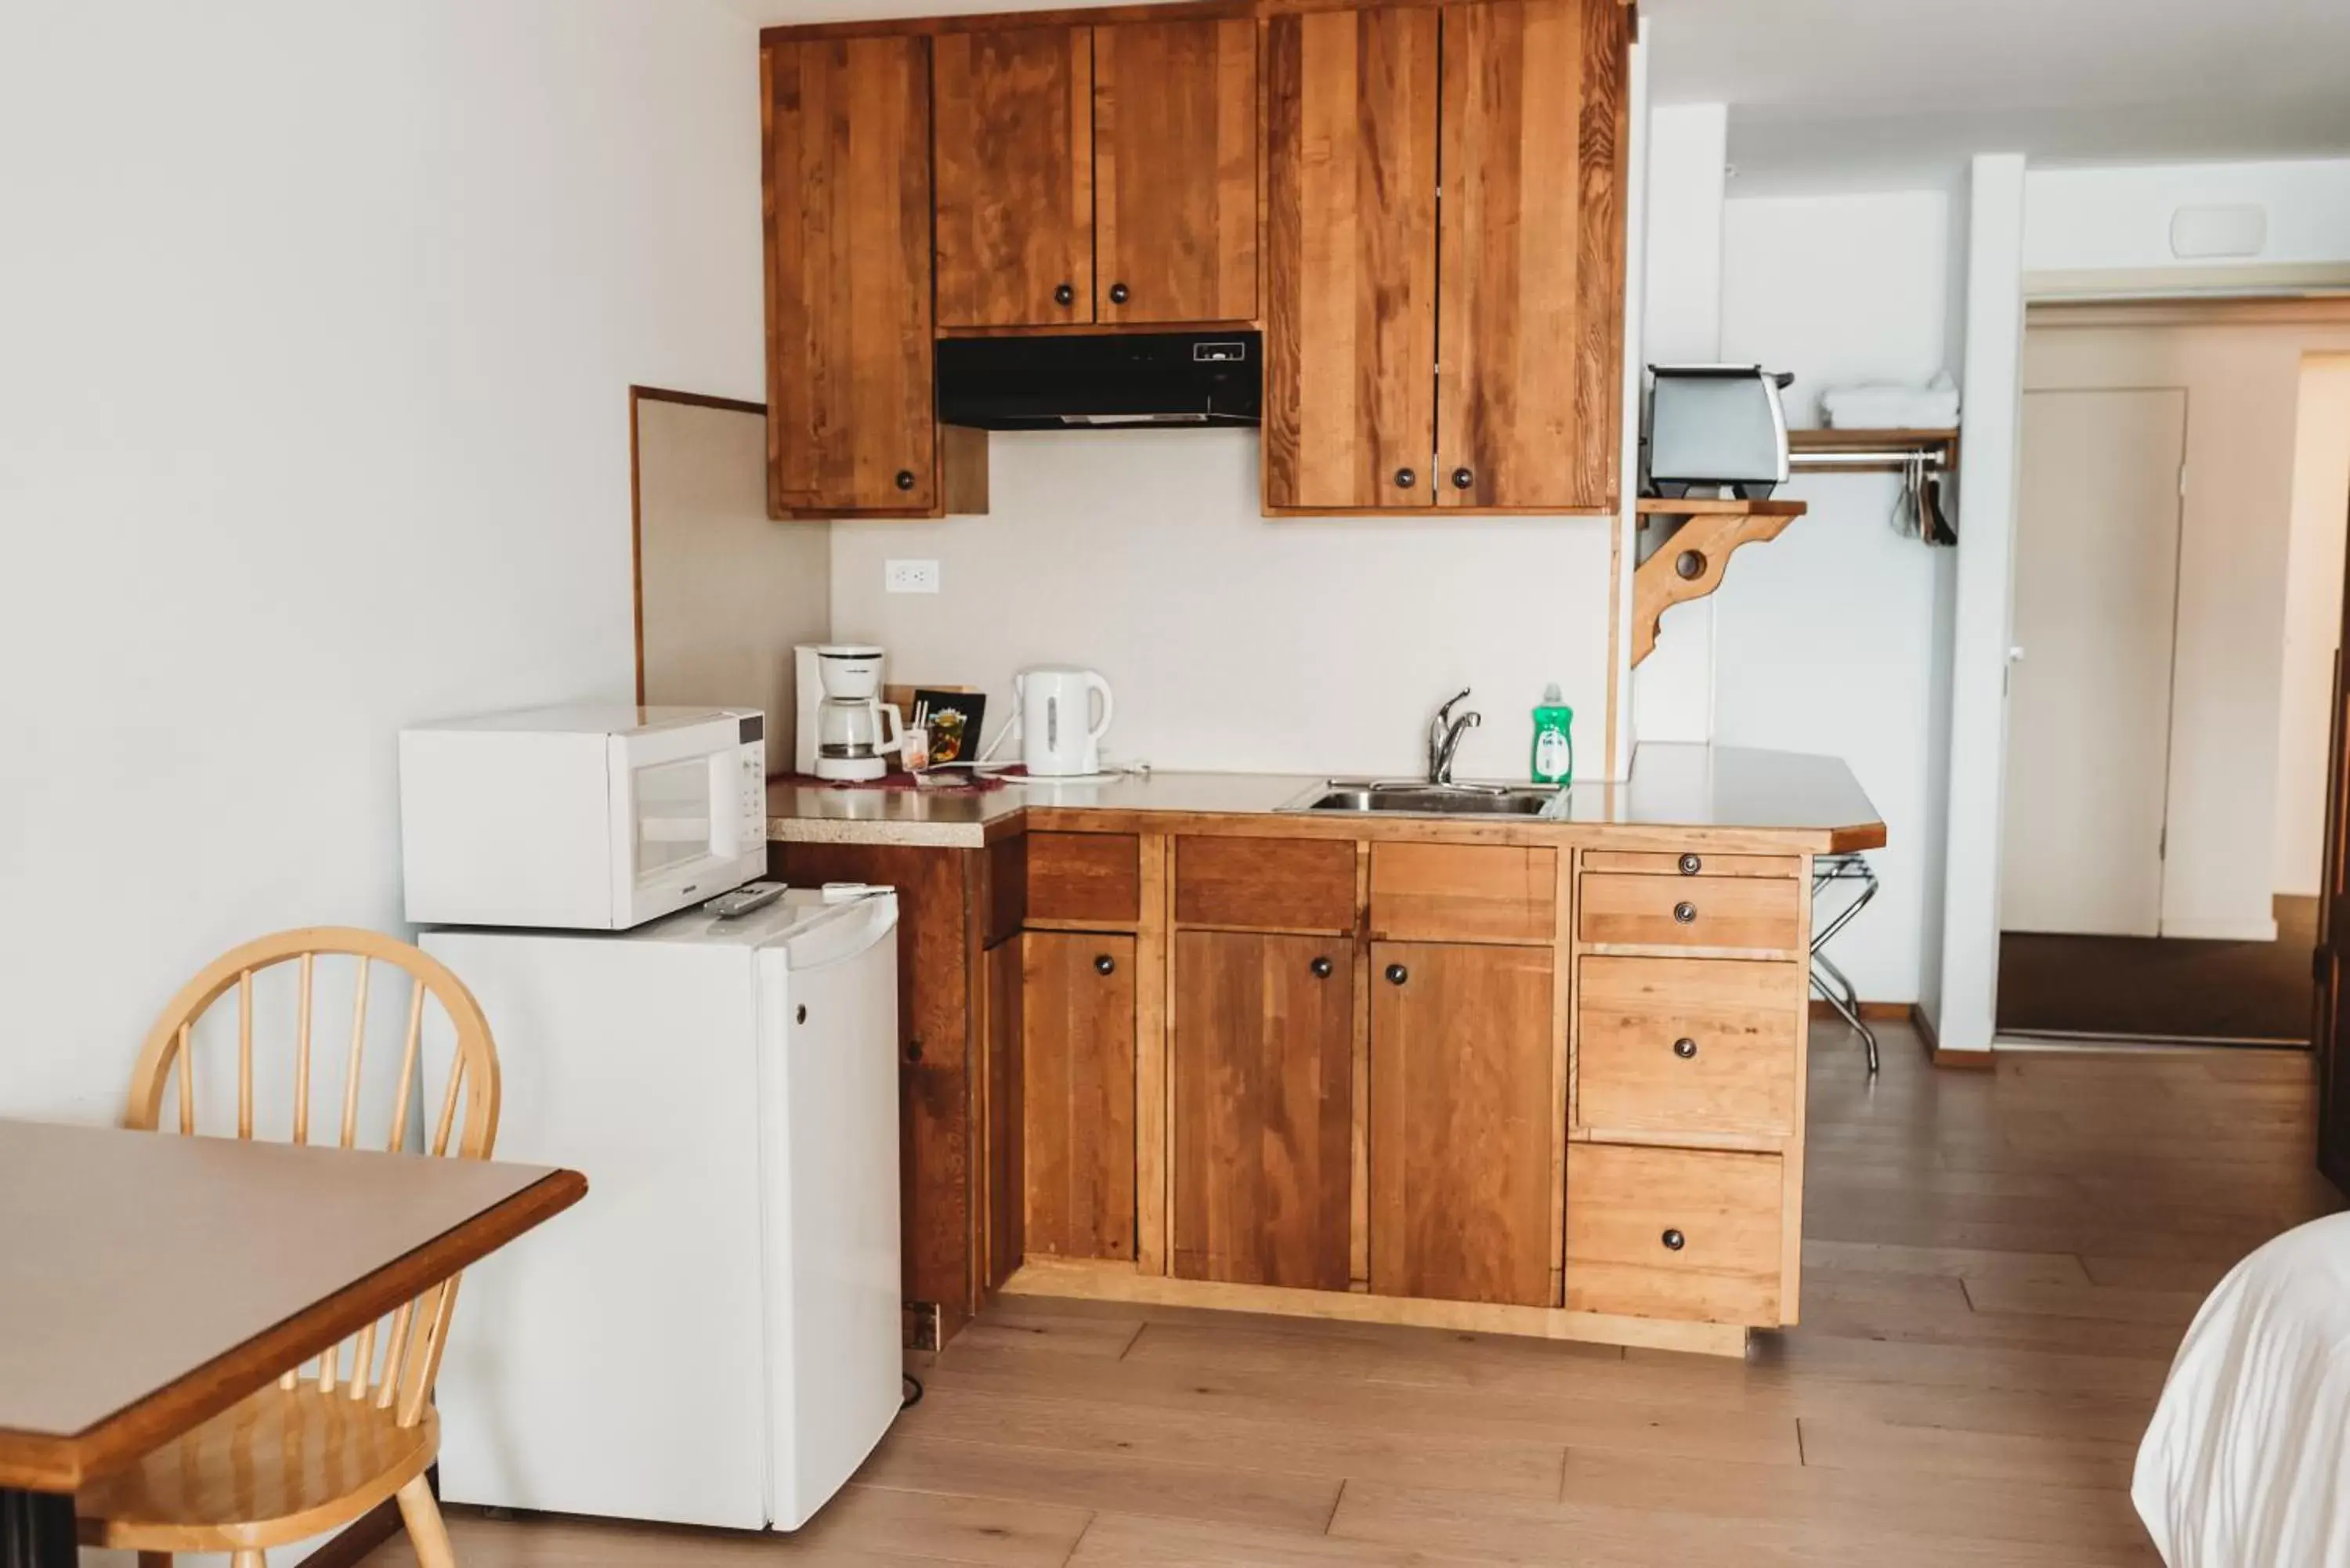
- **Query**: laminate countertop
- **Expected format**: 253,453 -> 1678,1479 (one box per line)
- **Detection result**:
766,742 -> 1885,854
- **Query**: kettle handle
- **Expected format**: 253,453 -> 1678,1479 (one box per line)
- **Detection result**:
1084,673 -> 1115,741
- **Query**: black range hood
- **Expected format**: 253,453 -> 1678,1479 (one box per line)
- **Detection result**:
936,331 -> 1262,431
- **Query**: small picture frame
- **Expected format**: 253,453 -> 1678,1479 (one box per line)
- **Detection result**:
913,688 -> 987,768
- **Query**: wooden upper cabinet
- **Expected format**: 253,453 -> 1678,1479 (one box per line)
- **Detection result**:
935,27 -> 1094,330
1368,941 -> 1556,1307
1095,19 -> 1260,326
1171,931 -> 1354,1292
1263,6 -> 1439,511
1436,0 -> 1629,511
763,35 -> 938,516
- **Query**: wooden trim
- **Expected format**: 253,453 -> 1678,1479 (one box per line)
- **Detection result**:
1262,505 -> 1620,518
759,0 -> 1499,43
941,319 -> 1260,340
1000,1255 -> 1750,1357
1781,855 -> 1813,1325
1581,941 -> 1805,963
0,1169 -> 584,1492
1548,849 -> 1574,1304
1133,836 -> 1172,1275
1567,1125 -> 1787,1155
1807,999 -> 1914,1021
1348,840 -> 1372,1290
1914,1003 -> 1995,1070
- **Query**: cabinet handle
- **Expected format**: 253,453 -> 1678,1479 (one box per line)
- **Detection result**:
1661,1228 -> 1687,1252
894,469 -> 916,492
1384,963 -> 1408,986
1311,956 -> 1333,979
1094,954 -> 1116,976
1673,1037 -> 1697,1060
1679,853 -> 1702,875
1673,901 -> 1697,924
1054,282 -> 1075,306
1394,467 -> 1417,490
1451,467 -> 1474,490
1108,282 -> 1130,305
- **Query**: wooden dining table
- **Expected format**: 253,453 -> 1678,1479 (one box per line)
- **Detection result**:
0,1118 -> 585,1568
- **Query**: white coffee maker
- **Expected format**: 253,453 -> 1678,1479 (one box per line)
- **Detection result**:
798,644 -> 903,782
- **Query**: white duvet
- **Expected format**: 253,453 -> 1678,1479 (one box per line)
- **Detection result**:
2136,1211 -> 2350,1566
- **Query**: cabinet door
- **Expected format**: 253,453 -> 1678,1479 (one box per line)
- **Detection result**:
1368,941 -> 1554,1306
1171,932 -> 1353,1290
1434,0 -> 1628,511
763,36 -> 938,515
934,27 -> 1094,329
1023,931 -> 1137,1261
1263,7 -> 1438,511
1095,18 -> 1259,326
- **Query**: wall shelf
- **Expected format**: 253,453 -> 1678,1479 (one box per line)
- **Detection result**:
1630,498 -> 1809,666
1788,426 -> 1960,473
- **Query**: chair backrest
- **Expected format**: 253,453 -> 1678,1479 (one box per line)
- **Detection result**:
126,926 -> 501,1427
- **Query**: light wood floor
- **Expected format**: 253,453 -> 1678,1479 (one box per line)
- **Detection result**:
364,1022 -> 2343,1567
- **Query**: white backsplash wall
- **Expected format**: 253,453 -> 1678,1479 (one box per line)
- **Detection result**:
828,428 -> 1614,781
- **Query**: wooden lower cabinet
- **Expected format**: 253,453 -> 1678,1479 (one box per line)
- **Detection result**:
1170,931 -> 1354,1291
1566,1143 -> 1784,1326
1022,930 -> 1139,1261
1368,941 -> 1556,1306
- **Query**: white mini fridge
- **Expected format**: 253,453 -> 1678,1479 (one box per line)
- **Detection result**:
420,888 -> 900,1530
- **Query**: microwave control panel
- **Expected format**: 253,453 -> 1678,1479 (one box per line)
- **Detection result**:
739,742 -> 768,847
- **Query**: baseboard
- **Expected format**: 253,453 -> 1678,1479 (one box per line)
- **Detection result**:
1809,999 -> 1912,1021
2153,916 -> 2280,943
1911,1003 -> 1994,1071
302,1487 -> 407,1568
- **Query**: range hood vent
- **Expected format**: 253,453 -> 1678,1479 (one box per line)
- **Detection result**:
937,331 -> 1262,432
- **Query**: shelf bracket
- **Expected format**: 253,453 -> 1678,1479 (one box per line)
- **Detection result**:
1629,498 -> 1809,666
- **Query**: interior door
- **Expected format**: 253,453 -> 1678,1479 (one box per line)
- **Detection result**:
2001,388 -> 2189,936
933,27 -> 1094,329
1094,18 -> 1259,326
1435,0 -> 1628,511
1170,931 -> 1353,1290
2318,492 -> 2350,1190
1262,6 -> 1438,511
763,36 -> 938,515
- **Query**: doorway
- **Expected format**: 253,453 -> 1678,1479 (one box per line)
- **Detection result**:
1997,325 -> 2350,1045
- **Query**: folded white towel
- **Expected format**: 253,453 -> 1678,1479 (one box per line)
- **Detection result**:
1821,370 -> 1959,430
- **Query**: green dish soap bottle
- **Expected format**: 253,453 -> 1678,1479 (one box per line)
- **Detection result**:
1531,685 -> 1574,786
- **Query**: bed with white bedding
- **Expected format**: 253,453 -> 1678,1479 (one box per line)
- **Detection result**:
2135,1211 -> 2350,1566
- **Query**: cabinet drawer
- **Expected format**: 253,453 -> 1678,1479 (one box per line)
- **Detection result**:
1567,1143 -> 1783,1326
1176,836 -> 1356,930
1578,873 -> 1799,952
1578,957 -> 1799,1137
1580,851 -> 1802,879
1026,833 -> 1141,925
1371,844 -> 1557,944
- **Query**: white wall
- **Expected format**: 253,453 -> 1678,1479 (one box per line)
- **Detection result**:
0,0 -> 762,1125
2274,355 -> 2350,896
829,432 -> 1614,781
1707,189 -> 1958,1003
2026,158 -> 2350,277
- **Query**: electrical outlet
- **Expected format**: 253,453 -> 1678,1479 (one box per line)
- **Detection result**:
884,558 -> 940,595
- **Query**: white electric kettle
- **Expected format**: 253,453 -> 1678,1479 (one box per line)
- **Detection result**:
1016,667 -> 1114,777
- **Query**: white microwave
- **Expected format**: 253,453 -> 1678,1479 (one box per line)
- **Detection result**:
399,705 -> 768,930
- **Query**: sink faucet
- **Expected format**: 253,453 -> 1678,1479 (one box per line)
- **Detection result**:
1426,688 -> 1481,786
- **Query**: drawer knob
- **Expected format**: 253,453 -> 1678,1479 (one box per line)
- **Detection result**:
1054,282 -> 1076,306
1673,901 -> 1697,925
1394,467 -> 1417,490
1673,1037 -> 1697,1060
1452,466 -> 1475,490
1385,963 -> 1409,986
894,469 -> 916,492
1311,956 -> 1334,979
1109,282 -> 1130,305
1661,1228 -> 1686,1252
1094,954 -> 1116,976
1679,853 -> 1702,875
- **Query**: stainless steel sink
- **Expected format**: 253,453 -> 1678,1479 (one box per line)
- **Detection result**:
1284,782 -> 1564,818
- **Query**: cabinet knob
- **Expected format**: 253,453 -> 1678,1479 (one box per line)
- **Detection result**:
906,1035 -> 924,1062
1451,467 -> 1475,490
1385,963 -> 1408,986
1673,1037 -> 1697,1060
1094,953 -> 1116,976
894,469 -> 916,492
1661,1228 -> 1686,1252
1311,956 -> 1333,979
1054,282 -> 1076,306
1108,282 -> 1130,305
1394,467 -> 1417,490
1673,901 -> 1697,925
1679,853 -> 1702,875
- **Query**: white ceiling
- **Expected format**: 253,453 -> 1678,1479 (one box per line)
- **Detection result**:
727,0 -> 2350,193
1643,0 -> 2350,192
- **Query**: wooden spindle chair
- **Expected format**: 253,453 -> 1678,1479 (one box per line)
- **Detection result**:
76,927 -> 501,1568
